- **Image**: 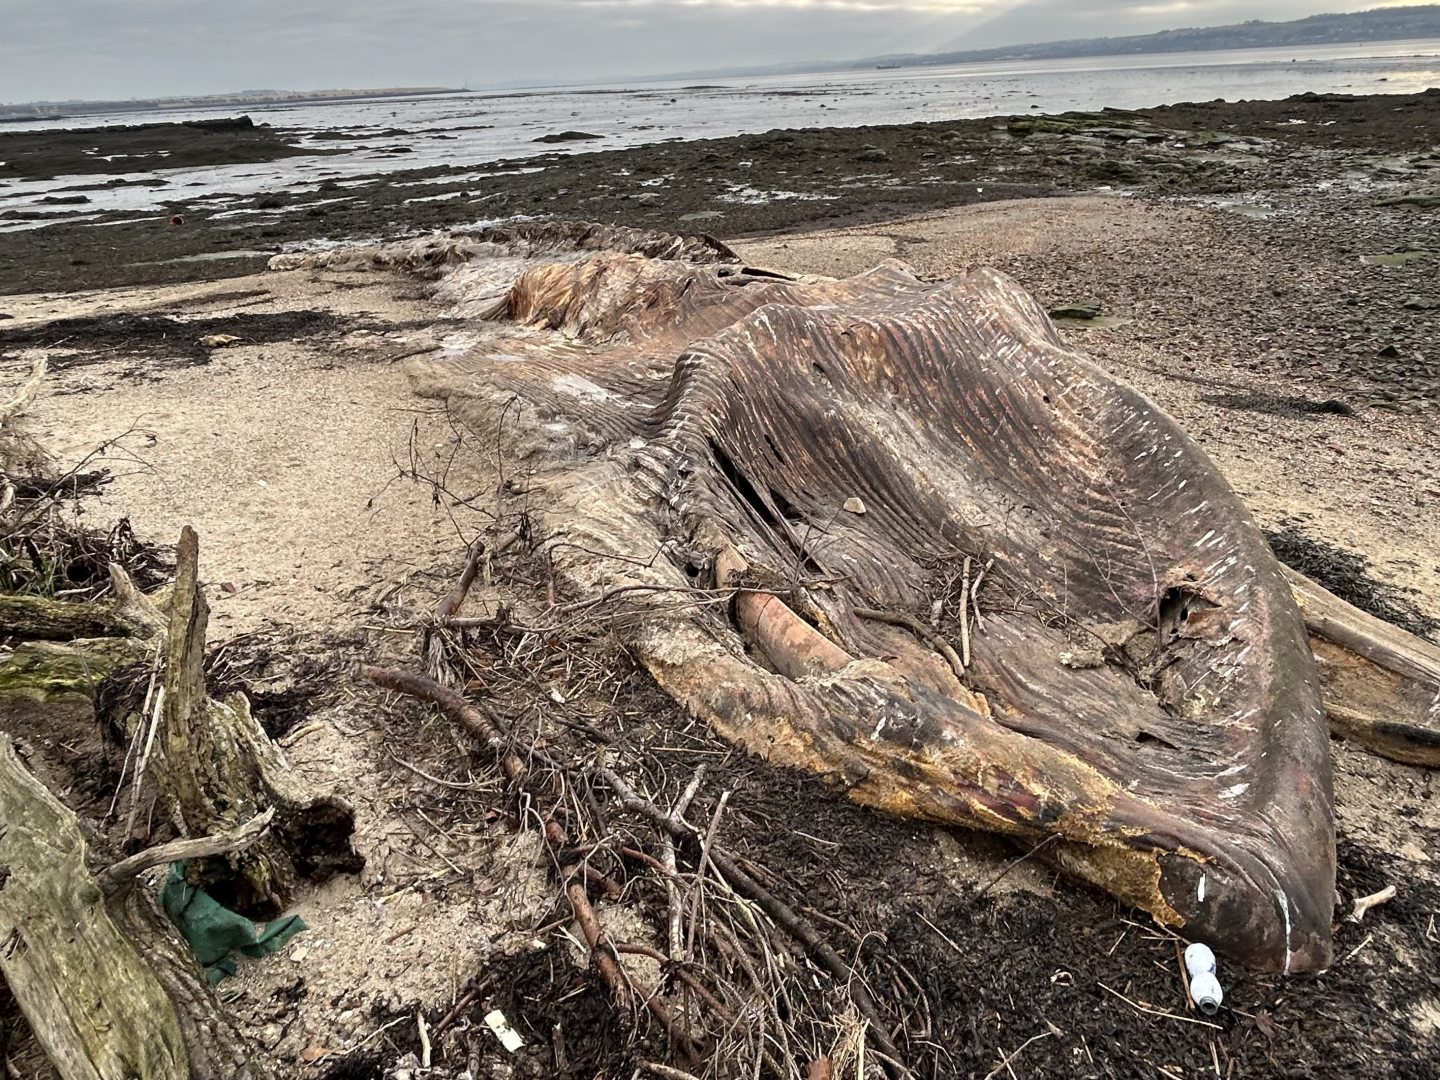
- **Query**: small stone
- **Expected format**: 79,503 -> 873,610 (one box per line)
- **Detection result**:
855,148 -> 889,163
1049,299 -> 1103,320
843,497 -> 867,515
1377,344 -> 1402,359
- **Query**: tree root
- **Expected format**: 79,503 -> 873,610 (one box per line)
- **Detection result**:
360,664 -> 705,1065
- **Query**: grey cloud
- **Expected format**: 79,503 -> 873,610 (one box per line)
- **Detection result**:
0,0 -> 1358,102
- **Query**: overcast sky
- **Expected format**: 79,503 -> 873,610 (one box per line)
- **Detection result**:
0,0 -> 1430,102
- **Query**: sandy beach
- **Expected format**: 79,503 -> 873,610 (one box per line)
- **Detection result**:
3,90 -> 1439,1079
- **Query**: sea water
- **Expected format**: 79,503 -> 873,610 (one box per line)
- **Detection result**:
2,38 -> 1438,221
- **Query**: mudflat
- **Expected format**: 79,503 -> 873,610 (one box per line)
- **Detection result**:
2,89 -> 1438,295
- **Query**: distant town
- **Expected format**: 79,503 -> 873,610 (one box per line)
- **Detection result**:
0,86 -> 463,122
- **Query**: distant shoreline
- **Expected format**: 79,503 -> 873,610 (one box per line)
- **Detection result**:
0,87 -> 466,124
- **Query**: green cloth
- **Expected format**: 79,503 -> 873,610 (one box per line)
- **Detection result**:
161,862 -> 307,983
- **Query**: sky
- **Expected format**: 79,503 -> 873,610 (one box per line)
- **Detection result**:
0,0 -> 1433,102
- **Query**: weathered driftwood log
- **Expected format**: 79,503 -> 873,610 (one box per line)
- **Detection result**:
1284,566 -> 1440,766
0,565 -> 167,700
0,635 -> 153,700
162,526 -> 357,915
1,527 -> 358,913
2,525 -> 357,1076
0,734 -> 272,1080
398,242 -> 1440,975
0,593 -> 143,640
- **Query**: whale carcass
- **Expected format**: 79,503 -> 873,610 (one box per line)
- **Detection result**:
294,224 -> 1440,973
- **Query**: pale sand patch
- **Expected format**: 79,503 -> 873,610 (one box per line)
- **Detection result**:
6,270 -> 471,637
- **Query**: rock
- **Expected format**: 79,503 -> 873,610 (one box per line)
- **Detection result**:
1377,193 -> 1440,209
1377,344 -> 1402,359
1402,297 -> 1439,311
1049,299 -> 1103,320
855,148 -> 889,163
843,497 -> 867,514
533,131 -> 603,144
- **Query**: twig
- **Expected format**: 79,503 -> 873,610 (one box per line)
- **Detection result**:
960,556 -> 972,668
667,765 -> 707,960
684,789 -> 731,962
389,753 -> 492,792
97,808 -> 274,892
615,942 -> 736,1023
594,765 -> 909,1077
1096,981 -> 1221,1029
439,582 -> 744,632
123,681 -> 166,842
431,973 -> 498,1039
434,541 -> 485,622
416,1010 -> 432,1068
640,1064 -> 703,1080
362,665 -> 524,783
105,638 -> 163,824
916,913 -> 966,958
973,833 -> 1058,901
971,557 -> 993,635
1341,932 -> 1374,965
983,1031 -> 1053,1080
853,607 -> 965,680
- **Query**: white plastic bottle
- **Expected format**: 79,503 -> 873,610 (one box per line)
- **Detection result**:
1184,942 -> 1224,1015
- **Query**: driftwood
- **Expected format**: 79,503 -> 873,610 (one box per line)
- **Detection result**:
1,527 -> 358,1076
158,526 -> 358,915
403,244 -> 1437,973
1284,565 -> 1440,766
0,734 -> 190,1080
0,593 -> 146,640
0,735 -> 272,1080
0,565 -> 167,699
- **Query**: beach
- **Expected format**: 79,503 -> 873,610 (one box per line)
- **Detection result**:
3,80 -> 1440,1078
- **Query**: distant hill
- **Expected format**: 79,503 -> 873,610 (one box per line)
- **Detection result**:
852,5 -> 1440,71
